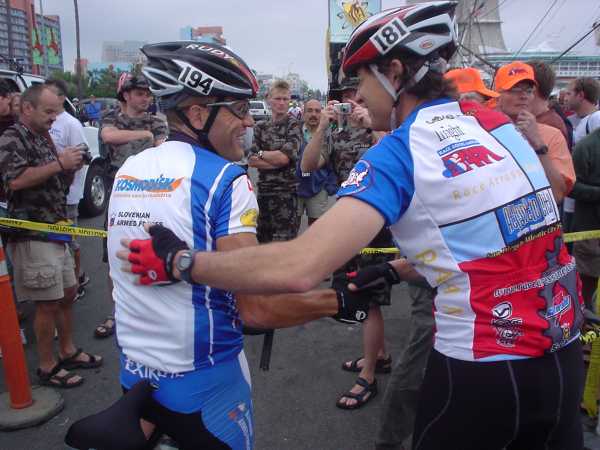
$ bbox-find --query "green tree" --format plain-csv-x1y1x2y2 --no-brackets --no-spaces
47,70,84,99
49,68,125,99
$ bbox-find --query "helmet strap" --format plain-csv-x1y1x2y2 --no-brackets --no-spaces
369,61,431,129
173,98,223,151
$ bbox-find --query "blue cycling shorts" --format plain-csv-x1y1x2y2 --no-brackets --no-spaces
120,351,254,450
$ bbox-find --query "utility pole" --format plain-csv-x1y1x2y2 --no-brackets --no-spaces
74,0,83,99
38,0,48,77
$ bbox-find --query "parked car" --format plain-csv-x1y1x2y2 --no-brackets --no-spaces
249,100,271,122
0,69,109,217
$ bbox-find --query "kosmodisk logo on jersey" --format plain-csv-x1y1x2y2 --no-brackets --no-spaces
438,139,504,178
114,174,184,193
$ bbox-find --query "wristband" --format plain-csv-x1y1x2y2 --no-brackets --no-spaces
56,157,65,172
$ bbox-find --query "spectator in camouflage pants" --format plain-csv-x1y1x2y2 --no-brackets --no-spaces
249,80,302,243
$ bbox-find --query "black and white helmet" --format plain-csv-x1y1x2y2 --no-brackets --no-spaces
141,41,259,110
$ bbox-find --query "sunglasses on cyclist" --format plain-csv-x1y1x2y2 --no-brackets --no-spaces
206,100,250,119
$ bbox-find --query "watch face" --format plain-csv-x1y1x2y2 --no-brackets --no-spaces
178,252,192,271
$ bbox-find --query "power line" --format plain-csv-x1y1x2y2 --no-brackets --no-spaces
458,43,498,70
550,21,600,64
477,0,509,20
512,0,560,60
529,0,566,45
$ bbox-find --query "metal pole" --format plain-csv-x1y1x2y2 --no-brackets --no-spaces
38,0,48,77
74,0,83,99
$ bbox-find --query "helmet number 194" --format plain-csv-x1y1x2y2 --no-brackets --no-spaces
370,18,410,55
179,65,214,95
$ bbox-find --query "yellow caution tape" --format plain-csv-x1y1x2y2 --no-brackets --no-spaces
563,229,600,243
358,230,600,253
359,247,400,255
0,218,107,239
0,216,599,248
580,329,600,345
583,277,600,418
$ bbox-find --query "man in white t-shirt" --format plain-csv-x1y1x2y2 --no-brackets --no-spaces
562,77,600,233
565,77,600,144
46,80,90,300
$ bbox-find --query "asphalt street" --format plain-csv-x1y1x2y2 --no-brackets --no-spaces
1,213,600,450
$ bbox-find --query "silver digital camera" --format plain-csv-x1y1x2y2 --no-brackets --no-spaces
333,102,352,132
333,103,352,115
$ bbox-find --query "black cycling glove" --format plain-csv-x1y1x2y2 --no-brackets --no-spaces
347,262,401,290
128,225,189,285
331,273,378,324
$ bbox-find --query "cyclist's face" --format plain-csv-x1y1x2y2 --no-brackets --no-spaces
209,98,255,162
356,66,394,132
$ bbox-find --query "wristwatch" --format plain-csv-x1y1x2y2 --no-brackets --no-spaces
257,150,264,159
534,144,548,155
175,250,197,284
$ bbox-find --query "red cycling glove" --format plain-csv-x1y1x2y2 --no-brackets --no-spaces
128,225,189,286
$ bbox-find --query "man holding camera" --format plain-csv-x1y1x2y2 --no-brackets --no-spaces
301,79,393,410
0,84,102,388
46,79,91,301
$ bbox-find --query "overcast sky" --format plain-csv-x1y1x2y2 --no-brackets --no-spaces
41,0,600,90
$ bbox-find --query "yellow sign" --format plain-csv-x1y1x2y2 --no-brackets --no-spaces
341,0,369,27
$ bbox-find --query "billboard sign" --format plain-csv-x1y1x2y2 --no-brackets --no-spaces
329,0,382,43
32,26,61,66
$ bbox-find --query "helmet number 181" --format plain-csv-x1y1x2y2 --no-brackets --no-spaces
179,65,214,95
370,18,410,55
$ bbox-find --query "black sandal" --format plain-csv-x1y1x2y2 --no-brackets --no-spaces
94,316,115,339
341,355,392,374
60,348,103,370
37,365,84,389
336,377,378,410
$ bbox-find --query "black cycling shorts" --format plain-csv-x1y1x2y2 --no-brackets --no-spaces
412,340,584,450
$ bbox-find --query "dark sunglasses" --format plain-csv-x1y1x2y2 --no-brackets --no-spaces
206,100,250,119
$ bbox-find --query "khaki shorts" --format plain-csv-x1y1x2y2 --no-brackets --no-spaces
8,240,77,301
298,190,329,220
574,238,600,277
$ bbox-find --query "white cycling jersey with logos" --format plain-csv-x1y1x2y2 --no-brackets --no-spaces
338,98,583,362
107,140,258,373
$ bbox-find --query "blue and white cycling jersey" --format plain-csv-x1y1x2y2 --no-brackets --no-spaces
107,139,258,373
339,98,583,362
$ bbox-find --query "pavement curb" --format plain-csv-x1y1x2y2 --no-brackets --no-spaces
0,385,64,431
